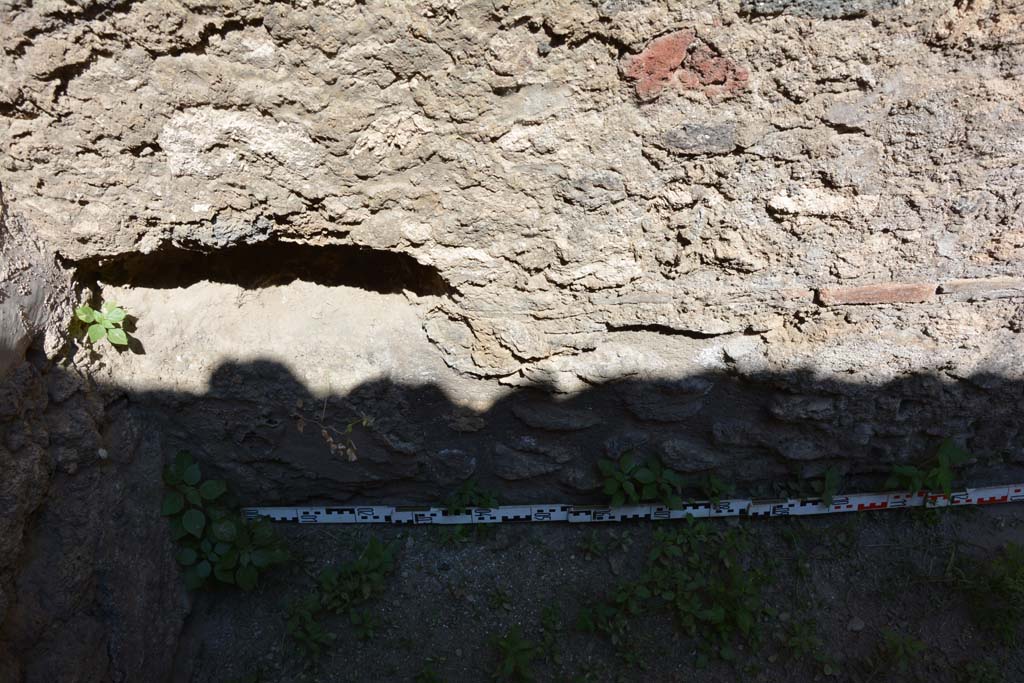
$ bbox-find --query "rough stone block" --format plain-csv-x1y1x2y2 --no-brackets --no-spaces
493,443,564,480
817,282,936,305
658,436,722,472
512,402,600,431
658,124,738,156
938,277,1024,301
739,0,901,18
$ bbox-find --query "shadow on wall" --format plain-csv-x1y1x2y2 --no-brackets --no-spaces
147,357,1024,506
2,352,1024,682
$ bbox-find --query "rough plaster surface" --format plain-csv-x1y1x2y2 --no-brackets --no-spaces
2,0,1022,389
0,187,71,378
1,0,1024,679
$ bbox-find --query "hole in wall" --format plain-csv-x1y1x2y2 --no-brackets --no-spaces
72,240,454,296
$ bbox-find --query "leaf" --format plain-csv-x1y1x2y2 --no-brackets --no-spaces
662,470,683,487
236,565,258,591
737,609,754,634
214,563,235,583
87,323,107,343
184,487,201,507
106,306,126,323
611,492,624,508
169,517,189,541
161,491,185,516
251,549,272,568
199,479,227,500
183,463,201,486
182,509,206,538
936,438,970,467
622,480,637,502
220,548,239,570
75,305,95,323
176,547,198,566
251,522,275,546
634,468,656,484
212,519,238,543
107,328,128,346
597,459,616,477
196,560,212,579
602,479,620,495
700,605,725,623
101,300,116,314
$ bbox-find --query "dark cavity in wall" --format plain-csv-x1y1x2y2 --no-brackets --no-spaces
72,241,454,296
737,0,902,19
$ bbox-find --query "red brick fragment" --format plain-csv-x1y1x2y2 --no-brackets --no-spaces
622,30,695,101
622,30,748,101
817,283,937,306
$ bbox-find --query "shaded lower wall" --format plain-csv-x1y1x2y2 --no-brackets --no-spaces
2,346,1024,681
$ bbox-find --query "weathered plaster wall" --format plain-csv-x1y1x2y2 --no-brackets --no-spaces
3,0,1022,389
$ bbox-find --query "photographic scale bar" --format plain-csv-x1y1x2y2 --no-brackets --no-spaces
243,483,1024,525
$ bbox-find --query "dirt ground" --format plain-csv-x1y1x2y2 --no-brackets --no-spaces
173,502,1024,683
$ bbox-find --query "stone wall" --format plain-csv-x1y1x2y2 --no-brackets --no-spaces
1,1,1023,679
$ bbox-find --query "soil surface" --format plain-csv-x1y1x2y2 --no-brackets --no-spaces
176,504,1024,683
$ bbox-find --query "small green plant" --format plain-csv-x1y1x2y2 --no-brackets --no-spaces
578,519,768,669
577,601,631,653
436,479,500,546
489,586,514,612
782,618,822,660
885,439,971,498
963,543,1024,644
445,478,499,514
319,537,399,614
287,537,399,664
415,666,446,683
873,629,926,675
161,451,288,590
539,605,563,661
75,301,130,347
647,522,765,666
577,530,606,560
570,663,602,683
606,530,634,554
811,466,842,506
493,625,537,682
778,617,838,675
598,455,684,508
415,656,448,683
955,659,1004,683
286,594,335,664
349,607,381,640
697,473,735,505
